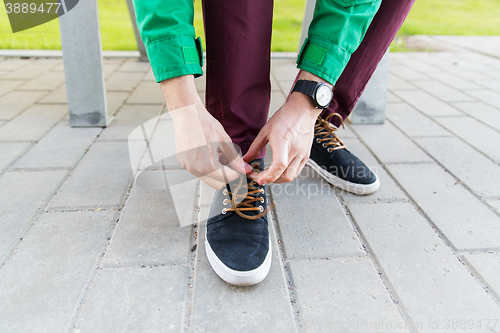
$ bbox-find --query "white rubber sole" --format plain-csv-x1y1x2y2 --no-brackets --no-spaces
205,232,272,287
306,158,380,195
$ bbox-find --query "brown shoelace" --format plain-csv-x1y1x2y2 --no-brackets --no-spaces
314,113,346,152
222,162,275,220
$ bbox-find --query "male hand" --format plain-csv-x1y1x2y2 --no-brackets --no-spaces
243,71,331,184
162,75,252,189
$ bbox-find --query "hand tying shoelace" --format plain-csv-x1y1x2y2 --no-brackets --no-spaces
314,113,346,153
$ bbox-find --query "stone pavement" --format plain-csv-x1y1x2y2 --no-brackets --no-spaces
0,44,500,332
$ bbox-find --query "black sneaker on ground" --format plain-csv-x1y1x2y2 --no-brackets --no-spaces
205,158,271,286
307,114,380,195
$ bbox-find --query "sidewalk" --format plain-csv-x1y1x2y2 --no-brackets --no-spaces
1,40,500,332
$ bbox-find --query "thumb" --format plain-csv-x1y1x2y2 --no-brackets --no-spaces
243,130,268,163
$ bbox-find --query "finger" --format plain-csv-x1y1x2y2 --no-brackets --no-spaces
243,130,268,163
217,141,252,174
204,165,241,184
295,157,308,179
274,156,301,184
198,174,226,190
257,138,290,185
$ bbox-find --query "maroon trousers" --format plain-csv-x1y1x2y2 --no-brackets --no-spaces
202,0,415,156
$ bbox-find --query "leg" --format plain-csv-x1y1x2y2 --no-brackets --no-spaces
324,0,416,127
202,0,274,286
202,0,273,157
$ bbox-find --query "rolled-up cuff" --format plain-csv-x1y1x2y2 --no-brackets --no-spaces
296,37,351,85
146,35,204,83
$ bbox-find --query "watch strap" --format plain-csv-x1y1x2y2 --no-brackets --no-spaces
292,80,319,97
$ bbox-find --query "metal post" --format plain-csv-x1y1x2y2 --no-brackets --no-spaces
298,0,315,52
59,0,110,127
125,0,148,61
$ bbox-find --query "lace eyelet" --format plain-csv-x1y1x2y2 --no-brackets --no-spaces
322,143,327,148
258,205,264,212
327,148,333,153
222,208,227,214
223,199,228,205
260,197,265,203
260,189,264,194
223,189,228,195
316,138,321,143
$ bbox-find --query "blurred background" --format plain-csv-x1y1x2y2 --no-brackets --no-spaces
1,0,499,52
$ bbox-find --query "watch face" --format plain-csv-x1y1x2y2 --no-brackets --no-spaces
316,85,333,107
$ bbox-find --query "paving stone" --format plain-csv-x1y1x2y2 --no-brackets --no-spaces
350,202,500,328
389,63,429,80
0,210,114,332
486,200,500,214
463,252,500,298
143,69,155,81
271,169,363,259
474,79,500,93
47,141,133,209
0,90,48,120
269,91,286,119
387,163,500,249
118,61,150,72
290,258,408,332
434,116,500,162
102,170,192,266
350,122,432,163
106,91,129,116
16,71,65,91
0,59,32,70
271,63,298,82
2,63,55,80
139,120,177,170
0,142,31,172
102,63,121,79
126,81,164,104
105,71,144,91
338,123,357,138
386,91,401,102
75,266,188,332
465,89,500,108
0,79,24,96
277,79,294,95
425,71,484,90
191,225,295,333
412,80,476,102
387,74,416,90
13,121,100,169
194,74,206,92
440,65,490,80
37,84,67,104
340,137,407,204
414,137,500,198
452,101,500,131
0,171,67,261
386,102,450,137
98,104,161,141
271,73,281,92
0,104,66,141
401,58,442,73
393,90,463,117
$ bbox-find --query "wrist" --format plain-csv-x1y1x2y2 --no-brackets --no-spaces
288,90,323,118
297,70,333,89
160,75,203,111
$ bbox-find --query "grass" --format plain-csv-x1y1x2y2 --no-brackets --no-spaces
0,0,499,51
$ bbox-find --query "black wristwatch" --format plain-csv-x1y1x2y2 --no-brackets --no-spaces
292,80,333,109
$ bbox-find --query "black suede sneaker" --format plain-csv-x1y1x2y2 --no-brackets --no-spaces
205,158,272,286
307,114,380,195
